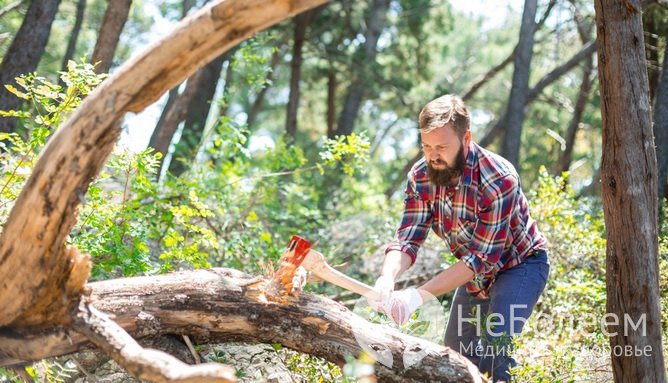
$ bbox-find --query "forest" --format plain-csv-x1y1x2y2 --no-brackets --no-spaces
0,0,667,382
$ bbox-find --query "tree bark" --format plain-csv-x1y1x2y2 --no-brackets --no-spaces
0,268,486,383
500,0,538,167
91,0,132,74
326,66,337,137
654,41,668,214
555,57,593,175
0,0,62,134
59,0,87,87
594,1,666,382
333,0,389,138
285,10,314,142
168,53,226,176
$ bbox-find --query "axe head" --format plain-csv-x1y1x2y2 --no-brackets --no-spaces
271,235,311,294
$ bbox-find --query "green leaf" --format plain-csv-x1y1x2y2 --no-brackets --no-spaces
4,84,29,100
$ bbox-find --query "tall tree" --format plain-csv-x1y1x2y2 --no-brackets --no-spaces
500,0,538,167
148,75,201,175
479,41,597,147
285,10,315,143
148,0,197,173
59,0,87,86
0,0,62,134
246,47,282,130
168,54,226,176
332,0,389,138
556,0,595,175
91,0,132,74
326,66,337,137
594,1,666,382
654,40,668,214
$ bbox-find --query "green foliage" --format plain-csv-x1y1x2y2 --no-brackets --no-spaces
0,60,106,226
0,360,77,383
320,132,371,176
511,168,612,381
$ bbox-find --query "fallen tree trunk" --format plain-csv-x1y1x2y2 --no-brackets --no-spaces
0,268,484,383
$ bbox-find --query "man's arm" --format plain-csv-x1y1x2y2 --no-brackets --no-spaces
417,260,474,301
380,250,413,281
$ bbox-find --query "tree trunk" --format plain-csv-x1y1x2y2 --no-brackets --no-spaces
0,0,331,380
149,75,203,176
286,10,314,142
556,3,594,175
327,66,337,137
500,0,538,167
168,53,226,176
333,0,389,138
555,57,593,175
654,41,668,216
246,47,281,130
460,0,557,102
0,268,486,383
0,0,62,134
594,1,666,382
148,0,196,173
59,0,87,87
479,41,597,148
91,0,132,74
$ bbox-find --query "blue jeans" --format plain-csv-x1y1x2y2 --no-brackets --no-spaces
444,250,550,382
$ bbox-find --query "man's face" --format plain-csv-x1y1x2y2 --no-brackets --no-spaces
420,124,469,186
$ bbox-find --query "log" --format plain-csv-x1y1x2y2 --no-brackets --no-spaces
0,268,485,383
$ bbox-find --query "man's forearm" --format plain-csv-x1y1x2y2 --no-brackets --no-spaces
381,250,413,281
417,260,475,301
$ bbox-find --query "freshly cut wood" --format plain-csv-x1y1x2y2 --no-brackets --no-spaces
0,268,485,383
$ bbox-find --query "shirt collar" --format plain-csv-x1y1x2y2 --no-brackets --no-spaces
461,141,477,187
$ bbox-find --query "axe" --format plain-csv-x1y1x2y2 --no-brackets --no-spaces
272,235,380,301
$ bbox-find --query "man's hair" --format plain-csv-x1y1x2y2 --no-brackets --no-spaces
418,94,470,138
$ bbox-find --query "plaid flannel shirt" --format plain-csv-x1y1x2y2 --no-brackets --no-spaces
386,142,547,298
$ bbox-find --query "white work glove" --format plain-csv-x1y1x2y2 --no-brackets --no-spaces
368,275,395,311
290,266,310,295
383,287,423,325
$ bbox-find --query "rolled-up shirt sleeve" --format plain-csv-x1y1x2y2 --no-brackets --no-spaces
385,177,433,265
460,175,519,280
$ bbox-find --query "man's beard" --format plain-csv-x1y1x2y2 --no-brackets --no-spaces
426,143,466,187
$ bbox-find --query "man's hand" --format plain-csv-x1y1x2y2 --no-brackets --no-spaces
383,287,423,325
368,275,395,311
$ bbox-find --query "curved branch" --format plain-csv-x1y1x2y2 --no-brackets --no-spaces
0,0,329,327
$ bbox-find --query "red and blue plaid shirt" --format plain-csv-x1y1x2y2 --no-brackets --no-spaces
386,142,547,298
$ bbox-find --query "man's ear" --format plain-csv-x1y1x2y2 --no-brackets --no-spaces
464,130,472,145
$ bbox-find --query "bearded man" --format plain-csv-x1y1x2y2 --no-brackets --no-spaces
371,94,550,382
